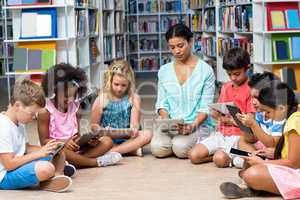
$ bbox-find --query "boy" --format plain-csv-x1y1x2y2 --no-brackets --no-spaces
0,79,71,192
188,48,255,167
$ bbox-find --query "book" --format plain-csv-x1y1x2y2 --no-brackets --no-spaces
41,49,55,70
280,67,297,90
13,48,27,71
28,49,42,70
273,40,289,60
270,10,286,29
285,9,300,29
291,37,300,59
7,0,22,5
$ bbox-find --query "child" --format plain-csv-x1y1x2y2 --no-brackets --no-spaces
0,79,72,192
38,63,122,169
188,47,255,167
90,60,152,156
220,82,300,199
234,73,283,167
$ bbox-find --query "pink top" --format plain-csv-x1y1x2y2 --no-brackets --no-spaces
217,81,255,136
46,99,79,140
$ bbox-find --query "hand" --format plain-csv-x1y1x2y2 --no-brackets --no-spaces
243,155,265,166
236,113,256,128
87,137,101,147
38,140,62,157
65,134,80,151
253,148,275,159
219,115,236,126
178,123,195,135
130,128,139,138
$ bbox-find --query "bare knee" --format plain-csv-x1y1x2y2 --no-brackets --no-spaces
139,130,153,145
242,165,262,188
213,151,231,168
35,161,55,181
100,136,113,149
188,145,209,164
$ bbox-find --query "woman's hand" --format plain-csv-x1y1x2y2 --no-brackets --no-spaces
178,123,195,135
65,134,80,151
236,113,256,128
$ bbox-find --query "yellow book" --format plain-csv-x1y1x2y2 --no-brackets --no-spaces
271,11,285,29
17,41,56,50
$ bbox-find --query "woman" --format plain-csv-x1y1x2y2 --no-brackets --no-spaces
151,23,215,158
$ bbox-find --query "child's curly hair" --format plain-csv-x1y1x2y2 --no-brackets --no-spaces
103,59,135,97
42,63,88,99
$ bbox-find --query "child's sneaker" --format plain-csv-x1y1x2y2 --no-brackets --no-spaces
96,152,122,167
40,175,72,193
219,182,259,199
64,162,77,178
136,148,143,157
233,156,245,169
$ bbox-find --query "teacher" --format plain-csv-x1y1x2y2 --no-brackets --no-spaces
151,24,216,158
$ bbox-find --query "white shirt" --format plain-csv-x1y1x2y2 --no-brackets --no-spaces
0,114,27,182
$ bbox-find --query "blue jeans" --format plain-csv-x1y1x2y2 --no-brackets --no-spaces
0,156,51,190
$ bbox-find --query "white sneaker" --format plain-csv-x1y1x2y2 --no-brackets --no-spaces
96,152,122,167
233,156,245,169
136,148,143,157
40,175,72,193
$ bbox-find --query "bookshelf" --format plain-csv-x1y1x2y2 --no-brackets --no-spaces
252,0,300,91
190,0,253,82
126,0,189,73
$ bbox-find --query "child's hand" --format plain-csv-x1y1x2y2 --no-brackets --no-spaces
178,123,195,135
243,154,264,166
65,135,80,151
236,113,256,128
219,115,236,126
253,148,275,159
87,138,101,147
130,128,139,138
38,139,61,157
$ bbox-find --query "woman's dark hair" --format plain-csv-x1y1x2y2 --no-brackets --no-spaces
42,63,88,99
223,48,250,70
258,81,298,159
248,71,280,90
165,23,193,42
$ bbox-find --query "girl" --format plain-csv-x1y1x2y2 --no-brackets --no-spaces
38,63,122,169
90,60,152,156
220,82,300,199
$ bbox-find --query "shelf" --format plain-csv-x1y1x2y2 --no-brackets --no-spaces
6,71,46,75
159,12,188,15
204,5,215,9
3,4,73,9
220,31,253,34
254,30,300,34
4,37,75,42
128,32,161,35
129,51,160,55
254,61,300,65
102,9,114,12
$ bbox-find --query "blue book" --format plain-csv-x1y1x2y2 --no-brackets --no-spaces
275,41,289,60
286,9,300,29
291,37,300,59
22,0,36,4
7,0,22,5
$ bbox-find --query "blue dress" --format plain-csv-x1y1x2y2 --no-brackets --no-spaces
100,95,132,144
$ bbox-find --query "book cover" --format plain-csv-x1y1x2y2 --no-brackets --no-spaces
291,37,300,59
28,49,42,70
286,9,300,29
7,0,22,5
13,48,27,71
41,49,55,70
280,67,297,90
275,40,289,60
270,10,286,29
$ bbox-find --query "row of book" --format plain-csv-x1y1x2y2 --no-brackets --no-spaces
115,12,124,34
159,0,185,13
219,5,252,32
267,2,300,31
103,12,114,34
272,35,300,61
12,42,56,71
217,37,253,57
201,37,216,57
102,0,125,10
103,36,113,61
194,33,202,55
75,10,87,37
219,0,252,6
190,0,205,9
161,16,189,32
89,38,99,64
7,0,51,6
128,0,186,14
139,20,158,33
140,38,159,52
76,0,97,7
203,9,215,31
88,10,99,35
116,36,125,58
0,43,13,58
192,12,203,32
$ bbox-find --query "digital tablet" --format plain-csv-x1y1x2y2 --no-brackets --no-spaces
230,148,266,160
226,105,254,136
154,118,184,134
208,102,235,115
50,143,64,158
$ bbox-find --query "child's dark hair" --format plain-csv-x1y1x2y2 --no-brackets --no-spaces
165,23,193,42
258,81,298,159
42,63,88,99
223,48,250,70
248,71,280,90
